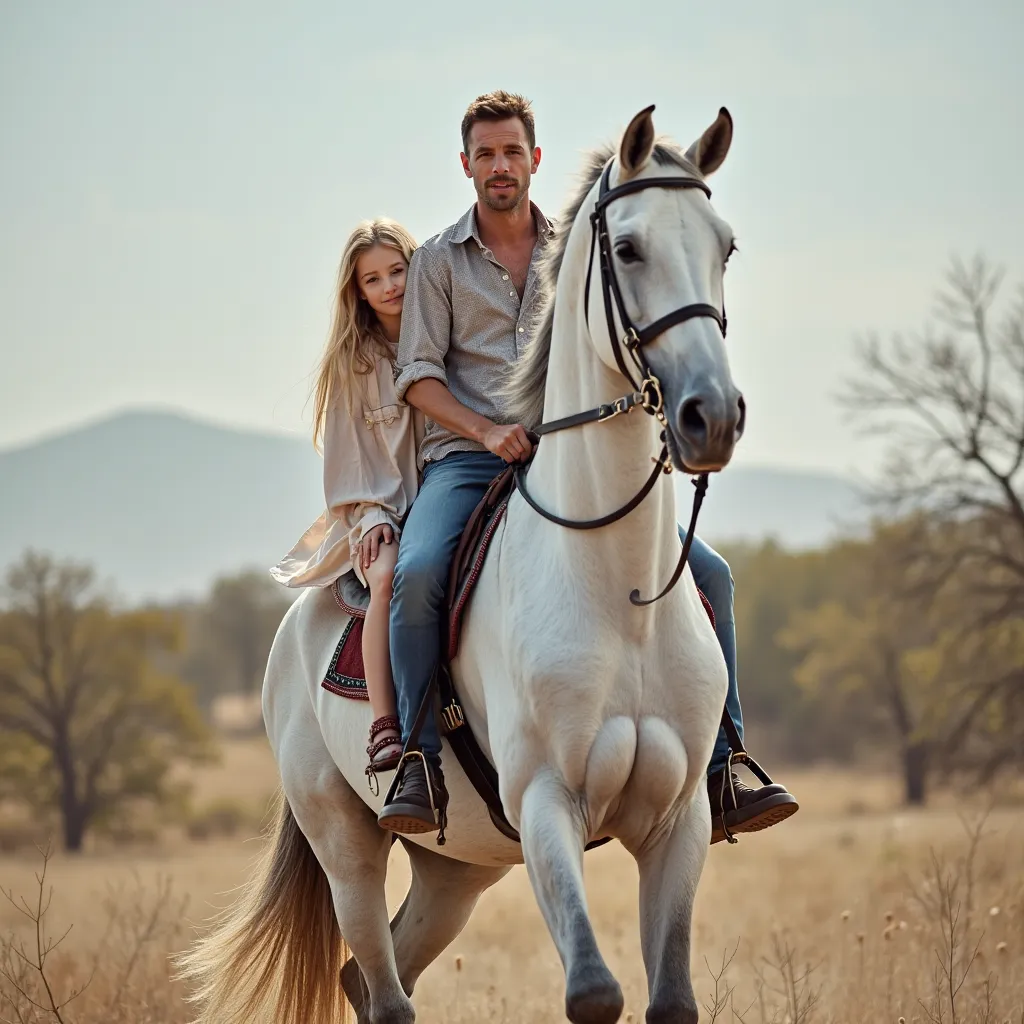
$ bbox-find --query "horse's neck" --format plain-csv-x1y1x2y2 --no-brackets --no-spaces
525,274,680,589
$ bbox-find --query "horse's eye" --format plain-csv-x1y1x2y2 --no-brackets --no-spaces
614,239,641,264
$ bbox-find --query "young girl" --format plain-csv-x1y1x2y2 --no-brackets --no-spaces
272,218,422,778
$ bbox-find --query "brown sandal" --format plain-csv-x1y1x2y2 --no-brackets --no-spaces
365,715,403,790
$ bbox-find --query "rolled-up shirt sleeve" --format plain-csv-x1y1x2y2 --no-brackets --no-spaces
394,245,452,401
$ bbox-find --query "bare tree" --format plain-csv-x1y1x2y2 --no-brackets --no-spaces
844,256,1024,777
847,257,1024,598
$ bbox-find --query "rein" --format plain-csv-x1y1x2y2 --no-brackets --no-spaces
515,159,727,606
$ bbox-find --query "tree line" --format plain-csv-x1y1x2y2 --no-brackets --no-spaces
726,257,1024,803
0,257,1020,851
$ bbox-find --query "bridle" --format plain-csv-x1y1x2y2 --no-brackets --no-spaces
514,158,729,606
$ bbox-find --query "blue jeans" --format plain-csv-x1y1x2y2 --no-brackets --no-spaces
390,451,508,758
390,450,744,771
687,534,743,775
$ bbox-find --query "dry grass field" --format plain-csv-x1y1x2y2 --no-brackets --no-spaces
1,737,1022,1023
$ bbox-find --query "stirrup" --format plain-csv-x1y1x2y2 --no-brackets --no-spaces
717,749,740,845
715,748,777,844
387,751,448,846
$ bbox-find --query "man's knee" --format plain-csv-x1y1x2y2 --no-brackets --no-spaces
392,550,448,616
690,542,734,605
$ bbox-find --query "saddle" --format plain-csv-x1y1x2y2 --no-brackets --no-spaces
331,465,515,659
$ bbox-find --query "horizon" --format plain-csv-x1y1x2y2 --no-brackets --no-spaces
0,406,865,602
0,405,858,482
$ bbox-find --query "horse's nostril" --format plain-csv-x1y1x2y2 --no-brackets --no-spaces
680,398,706,436
736,395,747,436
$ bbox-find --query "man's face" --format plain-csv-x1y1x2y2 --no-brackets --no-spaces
461,117,541,213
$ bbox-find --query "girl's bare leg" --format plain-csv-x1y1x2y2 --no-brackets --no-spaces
362,539,402,762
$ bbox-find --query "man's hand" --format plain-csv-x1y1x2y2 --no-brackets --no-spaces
359,523,394,569
404,379,534,463
483,423,534,464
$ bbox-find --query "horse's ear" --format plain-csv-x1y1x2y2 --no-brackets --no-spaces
685,107,733,177
619,105,656,179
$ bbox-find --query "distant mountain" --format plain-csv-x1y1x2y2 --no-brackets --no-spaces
0,411,865,601
690,465,865,551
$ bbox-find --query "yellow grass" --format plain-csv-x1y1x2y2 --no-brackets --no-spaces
1,740,1022,1022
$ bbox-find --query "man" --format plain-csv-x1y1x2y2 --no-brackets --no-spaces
378,91,796,844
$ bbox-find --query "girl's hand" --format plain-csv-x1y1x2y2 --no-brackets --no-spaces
360,523,394,569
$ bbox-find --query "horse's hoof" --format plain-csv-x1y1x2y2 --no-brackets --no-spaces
565,966,624,1024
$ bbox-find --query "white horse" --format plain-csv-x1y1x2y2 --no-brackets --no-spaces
179,105,743,1024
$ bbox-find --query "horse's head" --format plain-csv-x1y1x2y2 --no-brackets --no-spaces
586,106,744,473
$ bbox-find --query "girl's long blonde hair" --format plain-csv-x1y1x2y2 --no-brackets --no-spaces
312,218,418,450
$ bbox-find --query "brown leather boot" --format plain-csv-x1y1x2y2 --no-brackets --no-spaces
377,754,449,839
708,768,798,844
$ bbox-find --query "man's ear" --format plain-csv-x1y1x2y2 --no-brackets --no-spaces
460,151,472,179
531,147,542,174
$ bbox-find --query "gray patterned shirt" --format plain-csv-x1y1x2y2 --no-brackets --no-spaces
394,202,552,464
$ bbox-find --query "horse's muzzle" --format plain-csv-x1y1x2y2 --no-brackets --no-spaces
671,384,745,472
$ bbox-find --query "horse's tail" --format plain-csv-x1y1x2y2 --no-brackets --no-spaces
177,791,351,1024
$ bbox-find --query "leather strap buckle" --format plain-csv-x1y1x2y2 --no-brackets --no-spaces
640,374,664,417
441,702,465,733
598,395,631,422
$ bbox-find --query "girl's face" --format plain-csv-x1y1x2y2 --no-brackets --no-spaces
356,244,408,318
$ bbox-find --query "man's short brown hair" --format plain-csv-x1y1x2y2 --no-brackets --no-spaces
461,91,536,155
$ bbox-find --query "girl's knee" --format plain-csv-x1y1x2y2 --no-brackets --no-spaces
365,564,395,597
364,548,398,595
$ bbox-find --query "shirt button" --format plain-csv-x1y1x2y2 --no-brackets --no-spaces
502,273,509,281
509,291,515,297
518,327,525,333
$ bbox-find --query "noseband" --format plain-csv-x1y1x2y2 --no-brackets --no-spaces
514,159,728,606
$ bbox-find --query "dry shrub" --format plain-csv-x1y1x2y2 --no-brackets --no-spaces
698,812,1024,1024
0,845,190,1024
0,806,1021,1023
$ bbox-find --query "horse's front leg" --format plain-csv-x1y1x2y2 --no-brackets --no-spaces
519,771,624,1024
631,786,711,1024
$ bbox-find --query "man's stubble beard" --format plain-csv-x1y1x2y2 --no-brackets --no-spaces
477,175,529,213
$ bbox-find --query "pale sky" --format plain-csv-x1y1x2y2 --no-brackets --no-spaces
2,1,1021,474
